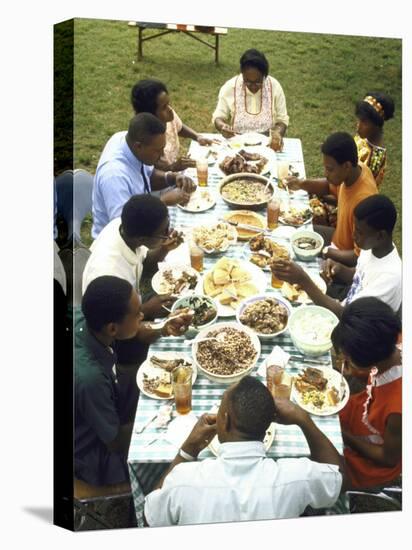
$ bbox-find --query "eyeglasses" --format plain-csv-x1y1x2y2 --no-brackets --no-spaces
243,80,263,88
142,220,171,241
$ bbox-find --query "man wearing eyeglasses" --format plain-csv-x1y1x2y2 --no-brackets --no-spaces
92,113,196,238
84,194,183,320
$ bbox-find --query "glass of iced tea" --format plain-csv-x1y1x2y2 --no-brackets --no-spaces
266,365,284,396
274,382,292,400
172,365,193,415
189,243,204,272
271,269,283,289
267,198,281,230
196,157,208,187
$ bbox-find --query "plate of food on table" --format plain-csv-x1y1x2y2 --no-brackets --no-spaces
171,294,218,337
191,221,237,254
218,145,277,177
245,233,292,270
137,353,197,400
227,132,270,148
178,188,216,212
152,264,200,297
281,274,327,305
278,205,313,227
291,365,349,416
203,256,267,316
223,210,267,240
236,294,292,339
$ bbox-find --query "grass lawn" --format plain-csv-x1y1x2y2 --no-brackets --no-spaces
73,19,402,252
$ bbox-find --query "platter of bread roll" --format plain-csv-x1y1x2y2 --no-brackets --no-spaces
202,256,267,317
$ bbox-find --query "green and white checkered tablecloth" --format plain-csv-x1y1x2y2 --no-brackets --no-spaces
127,137,343,526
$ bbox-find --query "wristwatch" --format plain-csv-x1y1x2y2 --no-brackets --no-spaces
178,448,197,461
321,246,329,259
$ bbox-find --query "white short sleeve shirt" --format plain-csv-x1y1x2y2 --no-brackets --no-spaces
343,246,402,312
144,441,342,526
82,218,148,294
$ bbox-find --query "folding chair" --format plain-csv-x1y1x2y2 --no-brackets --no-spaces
346,478,402,513
55,169,93,248
74,478,134,531
58,245,91,308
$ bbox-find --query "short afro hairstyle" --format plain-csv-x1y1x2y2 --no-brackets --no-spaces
321,132,358,166
240,49,269,77
331,297,401,368
82,276,133,332
354,194,397,233
355,92,395,128
227,376,275,440
131,79,168,115
127,113,166,145
121,194,168,238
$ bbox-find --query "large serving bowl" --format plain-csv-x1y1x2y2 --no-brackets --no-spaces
236,294,292,340
288,305,339,356
192,321,261,384
291,230,324,261
171,294,218,338
219,173,275,210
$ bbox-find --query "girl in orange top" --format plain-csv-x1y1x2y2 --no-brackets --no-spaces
332,297,402,489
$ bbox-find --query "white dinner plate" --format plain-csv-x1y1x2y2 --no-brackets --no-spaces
202,259,268,317
291,365,350,416
151,264,201,297
136,352,197,400
228,132,270,148
279,209,313,228
281,272,327,305
177,189,216,213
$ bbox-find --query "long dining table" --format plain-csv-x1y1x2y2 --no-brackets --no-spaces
127,136,344,526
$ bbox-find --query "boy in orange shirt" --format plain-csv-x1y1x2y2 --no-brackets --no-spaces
286,132,377,267
331,297,402,489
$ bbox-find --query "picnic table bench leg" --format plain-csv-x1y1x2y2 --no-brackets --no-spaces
215,35,219,64
138,27,143,61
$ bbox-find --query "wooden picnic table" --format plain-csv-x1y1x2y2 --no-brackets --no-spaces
128,22,228,64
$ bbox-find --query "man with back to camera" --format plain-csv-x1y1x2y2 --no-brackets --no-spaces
285,131,377,267
144,376,345,526
92,112,196,238
271,194,402,318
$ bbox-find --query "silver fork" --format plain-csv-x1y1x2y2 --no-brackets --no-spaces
340,361,347,400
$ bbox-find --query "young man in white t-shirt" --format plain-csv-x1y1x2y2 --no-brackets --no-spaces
271,195,401,317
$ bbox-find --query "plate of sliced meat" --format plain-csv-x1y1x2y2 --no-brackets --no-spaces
217,146,277,177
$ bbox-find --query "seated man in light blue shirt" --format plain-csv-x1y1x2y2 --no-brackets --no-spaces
92,113,196,238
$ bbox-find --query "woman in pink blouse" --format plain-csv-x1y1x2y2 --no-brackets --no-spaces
131,79,216,172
